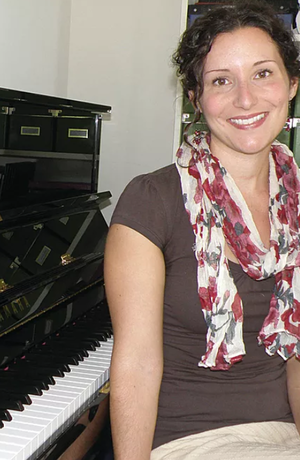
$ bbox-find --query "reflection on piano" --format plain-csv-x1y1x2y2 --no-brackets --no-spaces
0,88,112,460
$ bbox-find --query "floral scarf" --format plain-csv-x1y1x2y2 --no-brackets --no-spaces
176,131,300,370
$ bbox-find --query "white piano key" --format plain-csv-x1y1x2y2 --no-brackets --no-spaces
0,441,23,452
0,426,39,457
80,358,111,375
0,429,36,441
89,344,113,354
0,452,16,460
0,439,30,460
7,410,54,446
70,363,109,384
0,440,24,456
89,349,112,358
68,364,107,379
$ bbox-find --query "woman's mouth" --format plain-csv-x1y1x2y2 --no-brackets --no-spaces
227,112,267,129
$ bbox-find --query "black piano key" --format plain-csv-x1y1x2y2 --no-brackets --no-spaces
0,374,49,391
87,332,107,340
86,332,108,341
50,338,97,351
26,352,80,366
97,328,113,338
40,339,89,360
0,380,43,396
0,389,32,405
73,321,112,337
49,337,96,351
80,341,97,351
83,338,101,347
10,360,69,376
17,354,73,370
73,337,100,348
35,344,86,361
3,369,56,386
0,397,24,411
52,333,101,348
62,326,109,338
78,326,112,339
0,409,12,422
71,317,111,328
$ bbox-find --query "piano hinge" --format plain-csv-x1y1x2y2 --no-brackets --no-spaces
2,106,15,115
0,279,12,292
48,109,62,117
61,253,75,266
99,381,110,394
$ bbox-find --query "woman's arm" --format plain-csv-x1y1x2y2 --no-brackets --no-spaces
286,355,300,435
104,223,165,460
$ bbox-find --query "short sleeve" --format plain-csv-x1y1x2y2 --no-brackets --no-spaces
110,165,179,250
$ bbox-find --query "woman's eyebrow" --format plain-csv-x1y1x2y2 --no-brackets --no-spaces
204,68,229,75
253,59,276,66
204,60,277,75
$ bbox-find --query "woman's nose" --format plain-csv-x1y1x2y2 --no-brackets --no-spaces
233,81,258,110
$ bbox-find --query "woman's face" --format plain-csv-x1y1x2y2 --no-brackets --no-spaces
198,27,298,161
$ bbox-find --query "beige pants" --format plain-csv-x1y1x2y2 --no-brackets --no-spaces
151,422,300,460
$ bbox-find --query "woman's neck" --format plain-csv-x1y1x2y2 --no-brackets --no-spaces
210,144,270,194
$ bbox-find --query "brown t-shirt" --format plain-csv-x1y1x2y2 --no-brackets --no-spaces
110,163,294,449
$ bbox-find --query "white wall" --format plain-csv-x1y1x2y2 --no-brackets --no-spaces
0,0,71,96
0,0,185,223
67,0,185,222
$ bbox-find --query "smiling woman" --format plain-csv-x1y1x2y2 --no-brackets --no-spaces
104,1,300,459
199,27,298,164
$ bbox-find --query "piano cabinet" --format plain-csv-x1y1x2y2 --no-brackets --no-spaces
0,88,113,460
0,87,111,201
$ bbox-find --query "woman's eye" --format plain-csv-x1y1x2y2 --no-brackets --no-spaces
255,69,272,79
212,77,229,86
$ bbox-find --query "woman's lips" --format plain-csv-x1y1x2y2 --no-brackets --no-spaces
227,112,268,129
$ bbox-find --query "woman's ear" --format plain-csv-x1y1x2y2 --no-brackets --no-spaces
188,91,202,112
289,77,299,101
188,90,195,103
196,101,202,113
188,90,203,115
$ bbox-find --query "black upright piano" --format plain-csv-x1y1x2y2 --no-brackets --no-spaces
0,88,112,460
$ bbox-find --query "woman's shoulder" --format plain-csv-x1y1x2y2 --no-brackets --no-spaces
110,163,182,249
129,163,179,192
116,163,181,210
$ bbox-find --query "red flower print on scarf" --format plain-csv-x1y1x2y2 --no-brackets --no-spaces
177,133,300,369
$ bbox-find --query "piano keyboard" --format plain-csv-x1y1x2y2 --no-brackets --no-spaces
0,338,112,460
0,304,113,460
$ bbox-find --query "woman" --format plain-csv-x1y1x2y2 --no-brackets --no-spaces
104,1,300,458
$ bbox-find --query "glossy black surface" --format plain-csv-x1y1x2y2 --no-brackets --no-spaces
0,87,111,195
0,87,111,115
0,90,112,452
0,191,109,342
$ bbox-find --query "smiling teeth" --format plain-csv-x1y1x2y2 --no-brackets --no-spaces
230,113,265,125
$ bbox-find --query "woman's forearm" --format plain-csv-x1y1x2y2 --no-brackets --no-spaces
104,224,165,459
110,356,163,460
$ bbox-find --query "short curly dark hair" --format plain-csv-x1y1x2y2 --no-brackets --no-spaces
173,0,300,109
